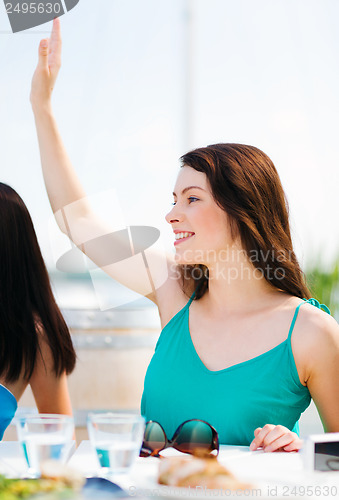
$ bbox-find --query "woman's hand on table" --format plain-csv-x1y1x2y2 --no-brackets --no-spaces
249,424,303,452
30,17,62,111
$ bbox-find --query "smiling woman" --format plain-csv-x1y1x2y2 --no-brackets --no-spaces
170,144,312,301
30,19,339,452
142,145,335,447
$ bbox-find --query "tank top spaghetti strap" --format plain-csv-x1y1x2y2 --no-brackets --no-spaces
288,298,331,340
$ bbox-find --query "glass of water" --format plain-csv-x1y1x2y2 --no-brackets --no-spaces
16,414,74,478
87,412,145,477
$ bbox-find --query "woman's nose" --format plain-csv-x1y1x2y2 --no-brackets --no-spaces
165,205,182,224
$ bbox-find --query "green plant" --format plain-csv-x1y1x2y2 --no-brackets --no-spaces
305,258,339,319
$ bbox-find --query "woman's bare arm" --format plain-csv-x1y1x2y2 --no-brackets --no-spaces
305,312,339,432
31,19,178,305
31,19,87,218
29,334,72,416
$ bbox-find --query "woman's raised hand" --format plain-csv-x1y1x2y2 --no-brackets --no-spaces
250,424,303,452
30,18,62,111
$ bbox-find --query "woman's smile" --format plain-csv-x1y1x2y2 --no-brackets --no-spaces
174,231,195,246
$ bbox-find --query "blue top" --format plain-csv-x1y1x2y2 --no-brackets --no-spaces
0,384,17,440
141,296,330,445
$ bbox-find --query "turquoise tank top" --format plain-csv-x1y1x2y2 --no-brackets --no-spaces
141,295,330,445
0,384,17,440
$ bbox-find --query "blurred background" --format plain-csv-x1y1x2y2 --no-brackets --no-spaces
0,0,338,439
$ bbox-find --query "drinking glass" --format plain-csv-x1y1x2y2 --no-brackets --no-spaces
15,414,74,478
87,412,145,476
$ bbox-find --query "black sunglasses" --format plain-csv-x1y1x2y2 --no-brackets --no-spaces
140,419,219,457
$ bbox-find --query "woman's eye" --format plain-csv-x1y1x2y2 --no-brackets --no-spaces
171,197,198,205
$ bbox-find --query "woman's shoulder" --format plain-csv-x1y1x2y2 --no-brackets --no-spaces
291,298,339,373
278,294,335,332
295,299,338,339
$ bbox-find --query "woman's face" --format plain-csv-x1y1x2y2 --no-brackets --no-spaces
165,166,233,265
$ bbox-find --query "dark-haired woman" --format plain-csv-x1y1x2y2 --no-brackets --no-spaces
30,19,339,451
0,183,76,440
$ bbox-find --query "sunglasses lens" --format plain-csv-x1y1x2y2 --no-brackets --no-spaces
142,422,166,454
175,421,215,454
139,448,152,458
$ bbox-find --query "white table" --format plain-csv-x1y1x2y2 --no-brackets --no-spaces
68,441,339,499
1,441,339,499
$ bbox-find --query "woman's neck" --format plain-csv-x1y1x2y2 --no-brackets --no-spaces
203,246,284,316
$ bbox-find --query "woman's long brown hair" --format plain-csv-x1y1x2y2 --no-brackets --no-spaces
179,144,311,300
0,183,76,383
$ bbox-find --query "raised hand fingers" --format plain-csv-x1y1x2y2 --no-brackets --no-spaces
50,17,61,45
49,18,62,70
38,39,49,69
31,20,62,108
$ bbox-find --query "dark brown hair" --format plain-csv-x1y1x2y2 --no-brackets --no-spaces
179,143,311,300
0,183,76,382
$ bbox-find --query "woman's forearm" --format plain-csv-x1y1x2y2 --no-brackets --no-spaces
31,18,91,233
33,106,90,231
